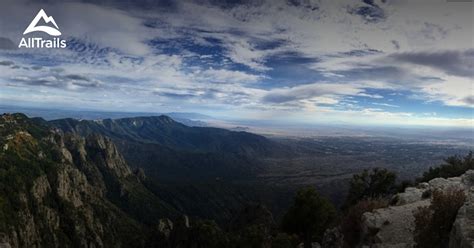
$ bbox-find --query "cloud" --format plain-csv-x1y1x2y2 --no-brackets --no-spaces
9,72,101,89
11,76,61,87
463,96,474,105
0,61,15,66
154,90,198,99
348,0,387,23
0,0,152,56
389,50,474,78
262,83,363,103
0,0,472,126
391,40,400,50
336,65,411,83
372,102,399,108
419,22,448,41
358,93,383,99
193,68,262,84
64,74,92,81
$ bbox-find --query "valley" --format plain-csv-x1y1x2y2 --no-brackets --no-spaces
0,112,472,247
46,113,472,220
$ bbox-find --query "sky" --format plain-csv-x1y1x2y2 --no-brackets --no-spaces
0,0,472,127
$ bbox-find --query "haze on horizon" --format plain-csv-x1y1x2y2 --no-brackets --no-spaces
0,0,473,127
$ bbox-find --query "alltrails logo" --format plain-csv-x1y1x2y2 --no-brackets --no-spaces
19,9,67,49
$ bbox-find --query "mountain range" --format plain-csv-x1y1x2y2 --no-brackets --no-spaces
48,115,286,182
0,113,181,247
0,112,294,247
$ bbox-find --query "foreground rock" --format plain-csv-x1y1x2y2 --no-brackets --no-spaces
361,170,474,248
449,172,474,248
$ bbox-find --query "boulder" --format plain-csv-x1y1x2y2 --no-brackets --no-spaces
158,218,174,239
361,170,474,248
428,177,464,192
449,186,474,248
392,187,425,205
362,199,429,247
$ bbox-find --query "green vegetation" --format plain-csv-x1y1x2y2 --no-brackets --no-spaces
182,220,227,248
338,168,396,247
0,114,172,247
414,189,466,248
271,233,296,248
418,151,473,182
162,189,334,248
282,187,337,248
228,204,275,248
0,116,62,235
344,168,397,208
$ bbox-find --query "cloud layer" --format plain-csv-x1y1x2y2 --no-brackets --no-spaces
0,0,472,126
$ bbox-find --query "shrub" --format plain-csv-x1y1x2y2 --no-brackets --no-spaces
396,180,414,193
421,189,431,199
341,198,388,247
282,187,337,248
388,194,399,206
229,204,275,248
344,168,397,208
272,233,297,248
419,152,473,182
414,188,466,248
186,219,228,248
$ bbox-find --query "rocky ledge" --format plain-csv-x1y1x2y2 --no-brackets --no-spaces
361,170,474,248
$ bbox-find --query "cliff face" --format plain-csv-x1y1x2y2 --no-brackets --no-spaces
0,114,174,248
49,115,286,183
449,177,474,248
360,170,474,248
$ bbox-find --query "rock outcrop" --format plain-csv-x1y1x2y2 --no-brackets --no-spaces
0,113,175,248
449,171,474,248
360,170,474,248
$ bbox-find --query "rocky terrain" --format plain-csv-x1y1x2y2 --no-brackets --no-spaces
0,113,298,248
0,113,177,247
361,170,474,248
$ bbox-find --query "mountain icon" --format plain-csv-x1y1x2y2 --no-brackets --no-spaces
23,9,61,36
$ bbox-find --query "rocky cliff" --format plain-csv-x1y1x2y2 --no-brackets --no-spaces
0,113,176,247
360,170,474,248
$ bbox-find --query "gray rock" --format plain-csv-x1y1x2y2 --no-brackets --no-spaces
183,215,190,228
362,199,429,247
462,170,474,186
361,170,474,248
428,177,464,192
158,218,174,239
394,187,424,205
417,182,429,189
449,186,474,248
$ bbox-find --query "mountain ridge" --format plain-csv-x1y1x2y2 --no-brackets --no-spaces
49,114,279,156
0,113,178,247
